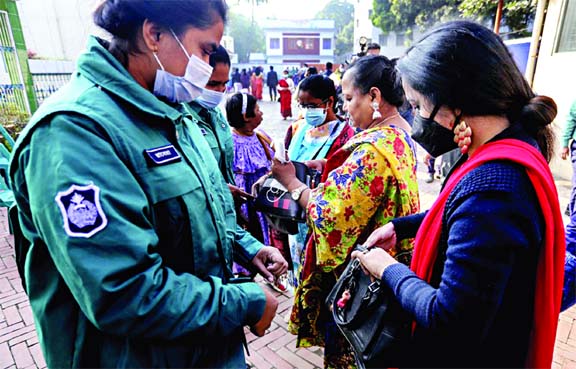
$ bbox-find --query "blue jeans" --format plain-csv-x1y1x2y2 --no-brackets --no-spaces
427,157,436,174
563,140,576,311
569,140,576,217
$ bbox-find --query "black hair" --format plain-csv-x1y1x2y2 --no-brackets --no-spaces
209,45,230,68
326,62,333,70
298,75,337,110
397,20,556,161
306,66,318,76
94,0,227,64
226,93,257,129
367,42,381,50
347,55,404,107
270,66,274,70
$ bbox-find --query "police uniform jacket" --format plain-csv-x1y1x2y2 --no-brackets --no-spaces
9,36,266,368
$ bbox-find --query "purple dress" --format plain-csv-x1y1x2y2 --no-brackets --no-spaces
233,130,274,246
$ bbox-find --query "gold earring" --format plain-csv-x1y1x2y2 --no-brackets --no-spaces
454,120,472,154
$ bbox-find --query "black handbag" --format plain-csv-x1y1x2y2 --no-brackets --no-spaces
326,245,411,368
254,161,321,234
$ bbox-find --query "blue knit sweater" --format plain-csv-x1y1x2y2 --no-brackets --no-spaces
386,127,544,368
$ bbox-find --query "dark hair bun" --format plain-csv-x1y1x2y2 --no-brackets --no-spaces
93,0,134,39
520,95,557,129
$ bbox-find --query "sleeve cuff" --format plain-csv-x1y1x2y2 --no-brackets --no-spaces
391,212,427,240
234,225,263,262
381,263,413,290
236,282,267,326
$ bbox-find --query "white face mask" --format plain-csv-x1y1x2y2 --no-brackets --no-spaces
152,29,213,103
196,88,225,109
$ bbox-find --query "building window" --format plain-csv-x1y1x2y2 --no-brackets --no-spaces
557,0,576,52
322,38,332,49
379,33,388,47
270,38,280,49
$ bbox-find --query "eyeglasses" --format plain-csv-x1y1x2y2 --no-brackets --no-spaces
298,99,329,110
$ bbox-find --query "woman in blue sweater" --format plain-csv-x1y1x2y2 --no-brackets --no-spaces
352,21,565,368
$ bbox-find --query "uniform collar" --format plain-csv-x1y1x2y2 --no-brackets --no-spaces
76,36,182,123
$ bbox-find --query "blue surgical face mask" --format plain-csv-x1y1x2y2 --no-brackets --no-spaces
152,29,213,103
304,108,327,127
196,88,225,109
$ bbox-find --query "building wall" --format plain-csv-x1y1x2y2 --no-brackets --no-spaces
16,0,102,61
262,20,334,65
352,0,420,58
533,0,576,177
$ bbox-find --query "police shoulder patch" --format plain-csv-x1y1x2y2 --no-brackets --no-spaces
55,183,108,238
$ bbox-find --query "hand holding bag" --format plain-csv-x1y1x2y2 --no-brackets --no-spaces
326,245,411,368
254,161,321,234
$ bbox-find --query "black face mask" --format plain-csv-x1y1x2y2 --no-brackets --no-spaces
411,105,460,158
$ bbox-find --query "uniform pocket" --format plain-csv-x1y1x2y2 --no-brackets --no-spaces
136,162,201,273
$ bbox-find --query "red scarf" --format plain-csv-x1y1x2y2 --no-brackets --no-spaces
411,139,565,368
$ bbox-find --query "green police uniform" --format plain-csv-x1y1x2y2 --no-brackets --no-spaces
183,102,263,267
9,37,265,368
185,102,235,184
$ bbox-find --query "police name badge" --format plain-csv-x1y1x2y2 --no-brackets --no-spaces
55,184,108,238
144,144,182,166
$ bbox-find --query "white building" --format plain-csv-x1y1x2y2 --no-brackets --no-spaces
261,19,335,66
353,0,421,58
16,0,101,61
531,0,576,176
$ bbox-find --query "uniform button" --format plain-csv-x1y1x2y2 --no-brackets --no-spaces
221,123,226,128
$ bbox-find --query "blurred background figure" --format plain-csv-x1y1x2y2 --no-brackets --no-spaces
251,66,264,100
266,66,279,102
366,42,381,55
277,69,294,120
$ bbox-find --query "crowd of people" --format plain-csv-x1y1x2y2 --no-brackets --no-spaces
7,0,575,368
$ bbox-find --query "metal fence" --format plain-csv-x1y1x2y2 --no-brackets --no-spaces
0,10,30,115
32,73,71,106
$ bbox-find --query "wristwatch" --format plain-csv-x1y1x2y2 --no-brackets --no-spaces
290,185,309,201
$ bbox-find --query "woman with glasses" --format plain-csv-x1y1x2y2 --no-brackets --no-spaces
272,56,419,368
270,75,355,291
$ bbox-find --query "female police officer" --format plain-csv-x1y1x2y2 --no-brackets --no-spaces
8,1,286,367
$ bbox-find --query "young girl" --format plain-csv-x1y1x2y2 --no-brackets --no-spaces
226,93,274,263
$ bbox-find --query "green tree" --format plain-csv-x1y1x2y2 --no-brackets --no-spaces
226,11,265,63
315,0,354,57
459,0,536,37
371,0,535,38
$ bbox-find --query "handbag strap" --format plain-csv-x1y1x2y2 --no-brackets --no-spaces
255,131,273,161
310,120,342,161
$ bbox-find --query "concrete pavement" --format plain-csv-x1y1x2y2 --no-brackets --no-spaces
0,97,574,368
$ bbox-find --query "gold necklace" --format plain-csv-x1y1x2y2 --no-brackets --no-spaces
371,113,401,129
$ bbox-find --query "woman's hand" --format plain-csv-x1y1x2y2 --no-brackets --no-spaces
251,246,289,283
271,158,300,190
228,184,254,203
250,287,278,337
304,159,326,173
351,247,399,280
364,223,397,251
561,147,570,160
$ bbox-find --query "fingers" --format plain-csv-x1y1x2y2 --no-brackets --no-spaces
266,261,287,276
253,257,274,283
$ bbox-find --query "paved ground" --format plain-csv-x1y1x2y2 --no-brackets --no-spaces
0,97,575,368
